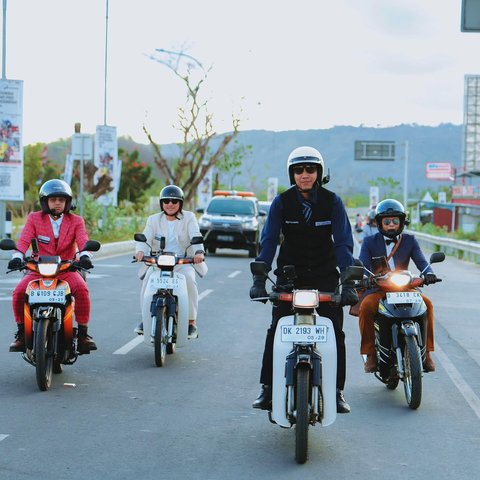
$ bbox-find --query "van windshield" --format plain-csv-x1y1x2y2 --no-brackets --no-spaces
206,198,255,216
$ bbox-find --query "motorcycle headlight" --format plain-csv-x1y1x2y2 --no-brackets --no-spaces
293,290,319,308
157,255,176,267
38,263,59,276
390,272,411,287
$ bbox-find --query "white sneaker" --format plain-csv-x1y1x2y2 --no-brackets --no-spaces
134,322,144,335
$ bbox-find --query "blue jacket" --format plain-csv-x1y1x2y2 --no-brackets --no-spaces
359,232,433,275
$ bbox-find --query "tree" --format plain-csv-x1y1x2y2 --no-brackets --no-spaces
118,148,155,205
15,143,61,216
144,49,244,206
368,176,401,199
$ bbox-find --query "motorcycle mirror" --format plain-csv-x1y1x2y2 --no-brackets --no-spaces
343,265,364,282
429,252,445,264
80,240,101,253
0,238,16,251
190,236,204,245
31,238,39,254
134,233,147,243
250,261,269,276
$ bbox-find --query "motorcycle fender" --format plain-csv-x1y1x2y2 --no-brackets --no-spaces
401,321,419,338
272,315,337,428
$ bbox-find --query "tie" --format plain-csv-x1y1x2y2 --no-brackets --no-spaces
302,200,312,224
386,238,397,246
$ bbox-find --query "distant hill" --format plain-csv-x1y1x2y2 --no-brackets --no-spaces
44,123,464,198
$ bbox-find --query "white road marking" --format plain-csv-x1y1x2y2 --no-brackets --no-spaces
0,298,11,301
228,270,241,278
113,335,143,355
114,288,214,354
198,289,213,301
435,341,480,420
0,434,9,442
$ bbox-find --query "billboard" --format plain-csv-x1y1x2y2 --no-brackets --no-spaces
354,141,395,161
94,125,119,206
0,79,24,200
425,162,455,181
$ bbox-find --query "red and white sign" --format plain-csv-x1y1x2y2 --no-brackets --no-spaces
425,162,454,180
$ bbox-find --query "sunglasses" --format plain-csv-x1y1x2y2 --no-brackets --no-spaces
382,218,400,226
292,165,317,175
162,199,180,205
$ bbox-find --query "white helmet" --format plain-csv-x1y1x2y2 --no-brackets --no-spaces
287,146,329,185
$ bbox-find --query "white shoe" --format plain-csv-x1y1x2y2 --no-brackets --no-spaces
134,322,144,335
187,324,198,339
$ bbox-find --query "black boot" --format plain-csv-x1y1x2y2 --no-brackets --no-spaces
252,385,272,410
9,323,25,352
336,389,351,414
77,325,97,354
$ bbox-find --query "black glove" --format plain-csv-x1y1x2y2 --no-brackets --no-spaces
424,273,437,285
340,271,359,306
249,274,268,304
8,257,22,270
79,255,93,270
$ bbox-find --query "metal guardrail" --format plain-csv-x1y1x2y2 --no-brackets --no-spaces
408,230,480,264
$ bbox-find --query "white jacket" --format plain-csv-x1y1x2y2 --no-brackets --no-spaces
136,210,208,277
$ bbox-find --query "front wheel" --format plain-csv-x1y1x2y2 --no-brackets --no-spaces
35,320,54,391
153,310,167,367
295,366,310,464
403,336,422,409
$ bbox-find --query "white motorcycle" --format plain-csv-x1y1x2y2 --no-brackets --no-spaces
251,261,364,464
134,233,204,367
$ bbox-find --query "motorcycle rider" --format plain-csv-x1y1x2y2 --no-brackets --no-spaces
8,179,97,354
134,185,206,339
249,146,358,413
358,208,378,243
358,199,437,373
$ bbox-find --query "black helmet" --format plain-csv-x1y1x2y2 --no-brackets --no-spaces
367,209,376,223
375,199,407,238
159,185,184,212
39,179,73,214
286,146,329,186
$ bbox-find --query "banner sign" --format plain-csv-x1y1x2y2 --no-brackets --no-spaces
425,162,454,180
94,125,119,206
197,167,212,210
267,177,278,201
0,79,24,200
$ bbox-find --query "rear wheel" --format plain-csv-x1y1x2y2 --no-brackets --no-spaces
403,336,422,409
35,320,54,391
295,366,310,464
153,310,167,367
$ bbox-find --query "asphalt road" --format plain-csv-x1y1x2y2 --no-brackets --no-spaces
0,248,479,479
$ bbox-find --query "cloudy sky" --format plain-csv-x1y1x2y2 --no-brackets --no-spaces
2,0,478,146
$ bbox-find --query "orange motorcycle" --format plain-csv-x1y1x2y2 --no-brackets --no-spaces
1,237,100,391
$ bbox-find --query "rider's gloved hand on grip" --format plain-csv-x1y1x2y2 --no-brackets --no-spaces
79,255,93,270
340,270,359,306
7,257,22,270
423,273,438,285
249,274,268,304
340,287,358,306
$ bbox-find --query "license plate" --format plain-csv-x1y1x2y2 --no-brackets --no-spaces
386,291,423,304
150,276,179,289
29,289,66,304
281,325,328,343
217,235,234,242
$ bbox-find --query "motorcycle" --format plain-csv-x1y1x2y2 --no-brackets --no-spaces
133,233,204,367
0,237,100,391
250,261,364,464
359,251,445,409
